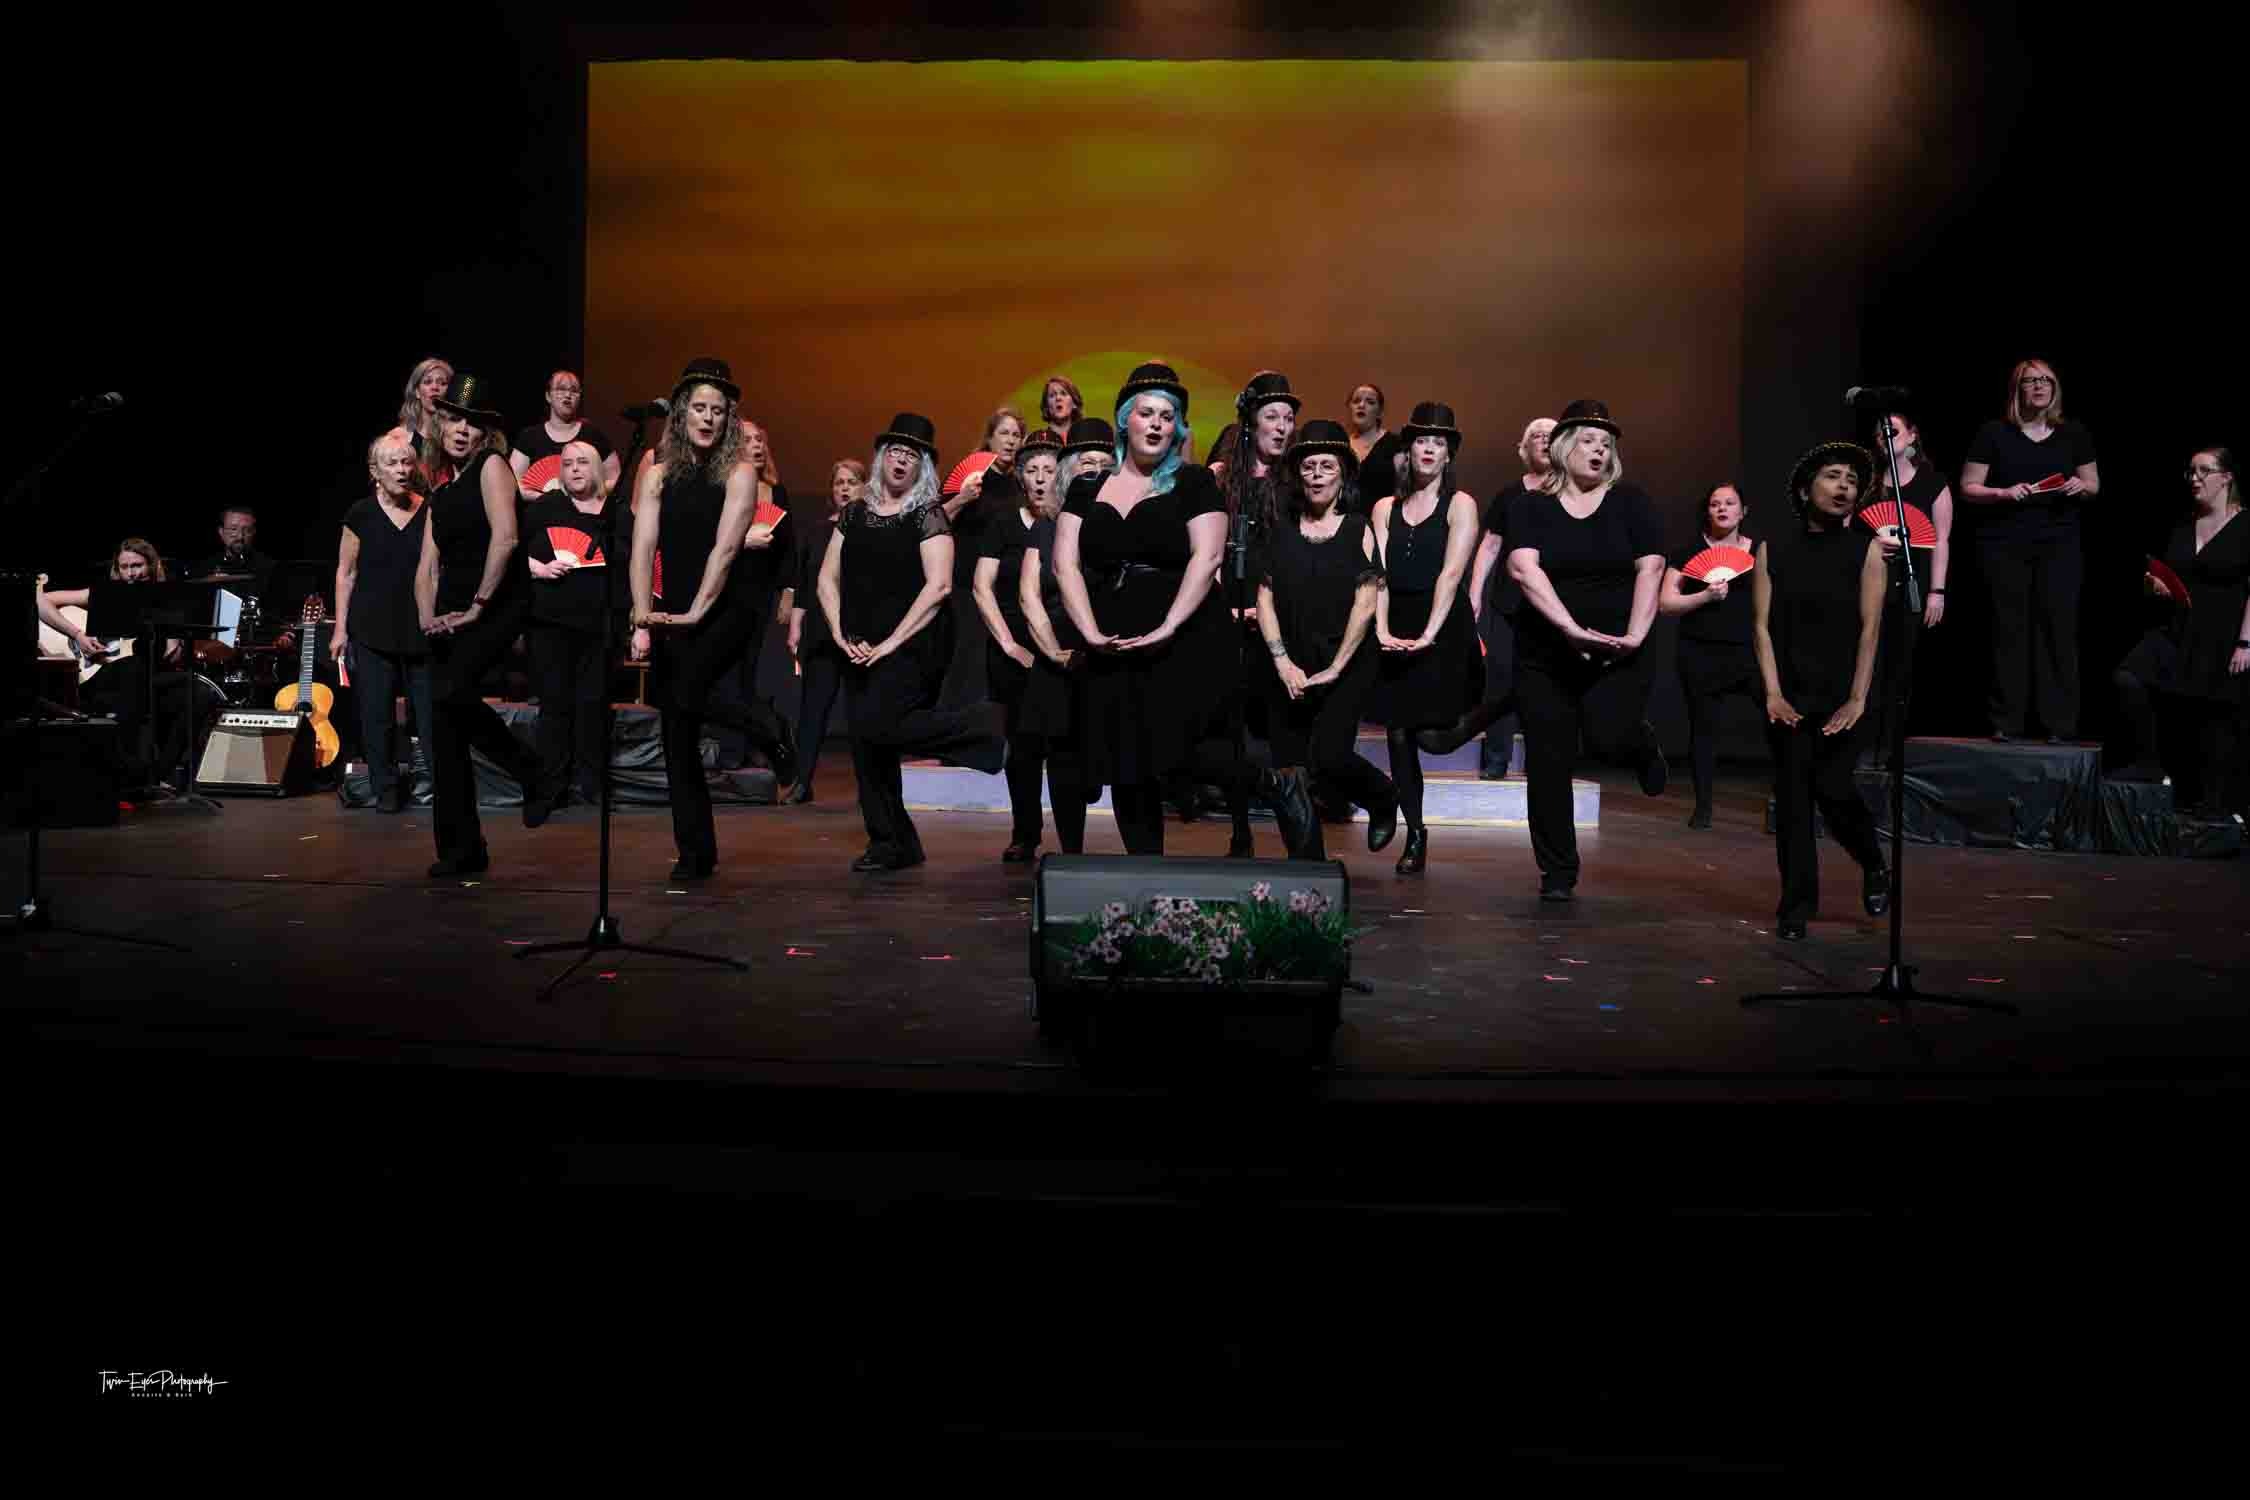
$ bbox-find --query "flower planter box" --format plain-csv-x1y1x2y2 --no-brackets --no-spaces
1041,976,1342,1070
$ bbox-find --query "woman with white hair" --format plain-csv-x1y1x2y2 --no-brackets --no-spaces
816,413,1005,873
333,429,433,812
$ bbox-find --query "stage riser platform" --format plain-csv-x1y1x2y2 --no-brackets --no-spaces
901,763,1598,829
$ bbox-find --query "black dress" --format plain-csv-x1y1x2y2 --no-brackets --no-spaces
2115,511,2250,813
711,482,793,769
1669,530,1762,815
978,505,1040,714
1857,465,1943,762
1355,432,1403,508
1015,516,1083,740
1763,523,1886,924
426,449,532,862
1373,493,1480,730
342,496,433,801
1262,514,1389,810
838,498,1004,863
1062,465,1235,787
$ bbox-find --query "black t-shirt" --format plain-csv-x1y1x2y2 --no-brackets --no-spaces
1500,481,1663,658
1964,418,2096,543
523,491,627,634
1481,480,1538,616
1667,533,1759,647
511,421,616,470
977,507,1039,646
341,499,428,655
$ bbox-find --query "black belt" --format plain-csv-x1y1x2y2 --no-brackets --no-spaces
1109,561,1183,592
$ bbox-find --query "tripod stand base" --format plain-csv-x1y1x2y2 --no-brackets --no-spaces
1744,961,2017,1016
4,893,191,950
514,914,748,1002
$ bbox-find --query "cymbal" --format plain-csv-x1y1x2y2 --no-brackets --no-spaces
183,572,256,584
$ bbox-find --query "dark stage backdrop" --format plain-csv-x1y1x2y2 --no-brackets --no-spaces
13,2,2244,755
585,57,1748,508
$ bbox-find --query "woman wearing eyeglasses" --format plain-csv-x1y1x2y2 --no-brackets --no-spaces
1958,358,2100,742
511,369,620,500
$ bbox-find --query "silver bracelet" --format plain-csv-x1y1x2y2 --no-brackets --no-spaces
1266,639,1287,658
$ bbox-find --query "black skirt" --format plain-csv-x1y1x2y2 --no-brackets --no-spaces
1373,588,1481,730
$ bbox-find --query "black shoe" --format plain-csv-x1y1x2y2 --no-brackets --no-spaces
1686,806,1713,830
1394,827,1427,875
783,780,815,805
427,848,490,878
376,785,406,814
1001,840,1038,864
1863,864,1890,917
1479,767,1508,782
851,844,922,873
1260,768,1321,860
1226,831,1255,858
768,720,800,789
1538,875,1575,902
1636,720,1668,796
1777,918,1808,941
1990,729,2016,743
1366,786,1400,853
668,856,717,882
522,793,555,829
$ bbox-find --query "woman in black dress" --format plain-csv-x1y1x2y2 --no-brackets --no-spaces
415,373,537,877
1502,400,1669,900
1346,382,1401,508
778,457,861,804
1371,402,1484,874
1257,419,1399,861
629,358,800,882
709,417,793,773
974,424,1068,861
1659,483,1760,829
816,413,1006,872
332,428,433,813
521,439,624,825
1052,365,1314,857
1753,443,1891,940
1958,358,2101,741
2112,447,2250,815
1858,408,1955,768
1205,370,1300,852
1013,420,1111,856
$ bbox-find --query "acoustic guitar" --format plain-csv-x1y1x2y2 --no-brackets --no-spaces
273,594,340,767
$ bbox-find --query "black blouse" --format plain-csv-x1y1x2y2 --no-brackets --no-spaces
1764,523,1876,716
1500,481,1663,657
341,497,428,655
1061,465,1227,639
523,490,626,634
977,505,1039,645
1265,513,1378,665
429,449,522,614
1668,532,1760,648
839,500,950,643
1964,418,2097,544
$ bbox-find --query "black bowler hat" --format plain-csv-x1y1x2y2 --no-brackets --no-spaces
1114,362,1189,418
1284,418,1358,470
431,372,504,427
1020,426,1066,456
1236,370,1302,422
1788,441,1875,515
671,356,741,404
1399,401,1464,457
1061,418,1114,459
875,412,939,459
1552,398,1620,438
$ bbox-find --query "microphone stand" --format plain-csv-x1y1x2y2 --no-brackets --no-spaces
1745,420,2009,1022
515,411,746,1001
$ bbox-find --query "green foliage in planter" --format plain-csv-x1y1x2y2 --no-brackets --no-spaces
1050,882,1354,986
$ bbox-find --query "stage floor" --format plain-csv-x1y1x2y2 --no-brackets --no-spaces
10,749,2246,1096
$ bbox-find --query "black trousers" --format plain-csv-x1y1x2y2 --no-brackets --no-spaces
428,593,531,861
1478,608,1522,777
649,595,792,865
1769,718,1886,924
843,644,1005,860
1517,648,1657,884
1676,639,1761,813
2114,668,2249,814
528,620,612,804
349,643,435,800
1113,739,1256,856
990,643,1089,850
1977,532,2082,736
710,608,779,769
793,641,844,792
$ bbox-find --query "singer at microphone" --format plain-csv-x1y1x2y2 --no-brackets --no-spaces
621,397,672,422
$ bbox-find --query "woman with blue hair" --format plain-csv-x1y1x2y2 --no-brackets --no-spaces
1051,363,1316,856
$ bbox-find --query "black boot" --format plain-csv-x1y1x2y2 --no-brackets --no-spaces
767,717,800,790
1394,827,1427,875
1365,781,1400,853
1260,768,1320,860
1636,720,1668,796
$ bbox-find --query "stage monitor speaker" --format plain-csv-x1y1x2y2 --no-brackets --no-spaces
1030,853,1351,989
195,710,314,797
2,715,123,828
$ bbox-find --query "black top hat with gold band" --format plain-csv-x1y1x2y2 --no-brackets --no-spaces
876,412,939,459
1787,441,1874,516
671,356,741,405
431,372,504,428
1399,401,1464,457
1114,362,1189,418
1236,370,1302,422
1061,418,1115,459
1552,398,1620,438
1019,426,1066,457
1284,418,1359,470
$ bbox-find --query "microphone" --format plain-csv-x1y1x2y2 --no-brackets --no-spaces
72,391,125,413
621,397,671,422
1845,384,1911,407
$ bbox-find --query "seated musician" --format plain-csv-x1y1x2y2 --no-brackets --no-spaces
188,505,295,652
38,538,221,790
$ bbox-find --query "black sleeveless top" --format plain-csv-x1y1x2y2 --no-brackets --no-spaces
655,464,733,607
1265,513,1378,664
430,449,521,614
840,500,951,643
1765,523,1875,717
1382,492,1457,593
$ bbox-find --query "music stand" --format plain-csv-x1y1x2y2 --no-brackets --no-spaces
87,579,226,813
514,412,747,1001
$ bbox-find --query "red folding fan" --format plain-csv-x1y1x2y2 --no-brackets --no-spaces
1854,500,1937,547
942,451,996,497
1679,545,1756,584
546,525,603,568
522,455,563,493
2146,556,2191,606
750,497,787,533
2026,472,2072,494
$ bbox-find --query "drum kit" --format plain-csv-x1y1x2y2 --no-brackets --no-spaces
182,569,288,706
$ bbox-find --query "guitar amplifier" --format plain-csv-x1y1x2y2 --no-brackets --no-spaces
195,710,315,796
